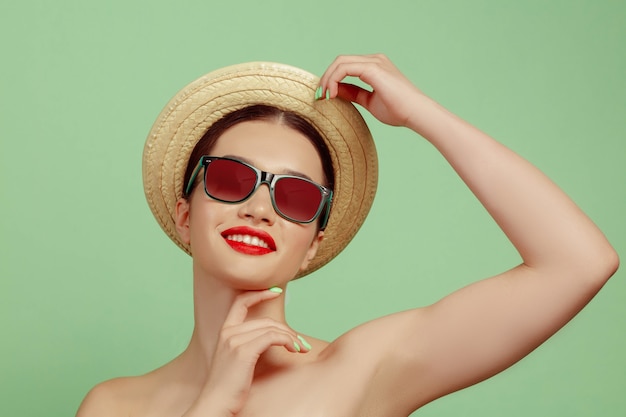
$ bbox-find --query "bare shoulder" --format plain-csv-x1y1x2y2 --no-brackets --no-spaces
331,307,427,355
76,376,145,417
327,308,431,381
312,309,432,415
329,307,431,382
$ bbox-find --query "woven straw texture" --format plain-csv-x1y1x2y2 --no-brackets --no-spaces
143,62,377,278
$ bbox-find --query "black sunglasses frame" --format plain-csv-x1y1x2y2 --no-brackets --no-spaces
185,156,333,229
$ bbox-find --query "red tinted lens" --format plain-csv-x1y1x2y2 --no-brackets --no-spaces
205,159,257,201
274,177,323,222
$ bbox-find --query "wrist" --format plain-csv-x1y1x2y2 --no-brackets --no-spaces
405,94,462,143
404,93,434,130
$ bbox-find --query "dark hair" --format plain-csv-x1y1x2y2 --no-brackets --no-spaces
182,104,335,200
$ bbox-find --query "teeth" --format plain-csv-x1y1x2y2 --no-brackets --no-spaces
226,234,270,249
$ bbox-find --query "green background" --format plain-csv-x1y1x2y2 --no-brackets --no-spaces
1,1,624,416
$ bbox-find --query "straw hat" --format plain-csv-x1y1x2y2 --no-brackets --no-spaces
143,61,377,278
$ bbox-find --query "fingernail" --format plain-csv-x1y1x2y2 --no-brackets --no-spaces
315,86,321,100
268,286,283,294
293,341,301,352
325,88,330,100
297,335,312,350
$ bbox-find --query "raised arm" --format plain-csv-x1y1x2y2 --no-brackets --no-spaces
318,54,619,409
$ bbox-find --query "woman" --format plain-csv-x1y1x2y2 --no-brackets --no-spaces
77,54,619,417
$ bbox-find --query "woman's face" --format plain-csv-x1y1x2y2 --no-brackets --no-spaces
175,120,325,288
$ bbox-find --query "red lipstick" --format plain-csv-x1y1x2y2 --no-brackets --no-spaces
221,226,276,256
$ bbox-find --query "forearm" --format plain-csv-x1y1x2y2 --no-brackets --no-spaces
406,93,618,280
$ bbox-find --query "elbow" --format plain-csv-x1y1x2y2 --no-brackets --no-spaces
560,236,620,291
604,246,620,280
587,242,620,288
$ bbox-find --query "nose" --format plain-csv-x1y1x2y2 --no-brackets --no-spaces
237,183,277,225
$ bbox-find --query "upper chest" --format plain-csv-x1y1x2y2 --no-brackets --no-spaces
236,355,400,417
132,336,415,417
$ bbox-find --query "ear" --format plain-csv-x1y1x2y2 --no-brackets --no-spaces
299,230,324,271
175,198,191,245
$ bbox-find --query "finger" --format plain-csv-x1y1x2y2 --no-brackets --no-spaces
223,289,283,328
227,328,305,355
319,54,389,93
222,318,296,340
320,59,374,97
222,319,311,353
319,54,385,85
336,83,372,108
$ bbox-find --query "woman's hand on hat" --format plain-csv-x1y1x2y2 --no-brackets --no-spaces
184,288,309,416
318,54,424,128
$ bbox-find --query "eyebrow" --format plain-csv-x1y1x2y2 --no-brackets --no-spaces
222,155,314,181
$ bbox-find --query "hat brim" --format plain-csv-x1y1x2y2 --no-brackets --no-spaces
143,62,377,278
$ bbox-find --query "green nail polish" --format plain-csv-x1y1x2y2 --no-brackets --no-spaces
297,335,312,350
293,341,301,352
268,286,283,294
315,86,321,100
325,88,330,100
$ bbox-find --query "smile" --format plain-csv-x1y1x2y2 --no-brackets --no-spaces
225,234,270,249
221,226,277,255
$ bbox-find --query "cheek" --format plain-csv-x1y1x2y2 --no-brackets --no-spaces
188,201,229,240
286,224,318,253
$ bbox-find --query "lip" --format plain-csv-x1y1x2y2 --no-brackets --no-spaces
221,226,277,255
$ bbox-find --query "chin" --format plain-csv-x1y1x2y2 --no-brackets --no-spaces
192,246,304,288
211,264,297,289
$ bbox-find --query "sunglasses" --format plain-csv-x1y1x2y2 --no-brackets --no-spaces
185,156,333,229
